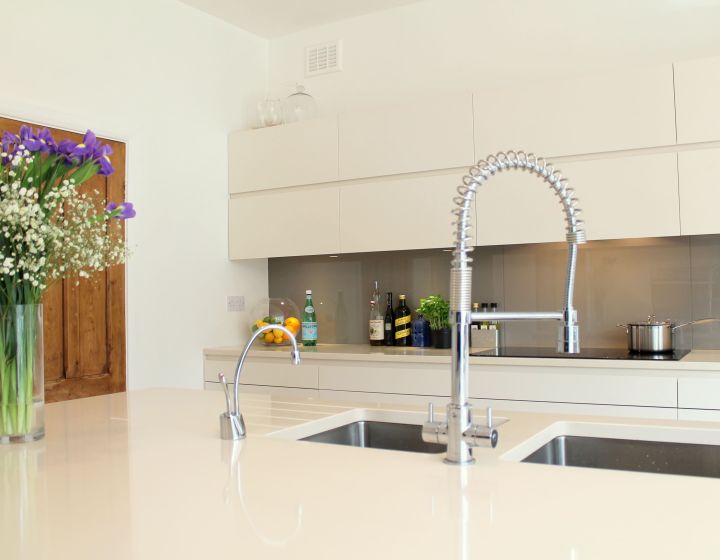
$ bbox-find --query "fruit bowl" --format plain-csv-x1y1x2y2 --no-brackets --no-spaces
249,297,301,346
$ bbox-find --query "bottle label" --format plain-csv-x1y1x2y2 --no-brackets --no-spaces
302,322,318,341
395,328,411,340
395,315,411,328
384,322,392,331
305,306,315,313
369,319,384,341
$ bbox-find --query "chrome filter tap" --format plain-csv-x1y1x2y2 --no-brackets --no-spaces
219,324,301,440
424,150,587,465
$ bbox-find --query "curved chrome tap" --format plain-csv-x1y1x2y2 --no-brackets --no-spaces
219,324,301,440
424,150,587,464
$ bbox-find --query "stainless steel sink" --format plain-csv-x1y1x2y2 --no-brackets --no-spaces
523,435,720,478
301,420,446,454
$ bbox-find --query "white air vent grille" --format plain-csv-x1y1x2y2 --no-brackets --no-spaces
306,41,342,77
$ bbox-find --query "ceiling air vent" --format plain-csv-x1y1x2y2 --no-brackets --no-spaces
305,41,342,77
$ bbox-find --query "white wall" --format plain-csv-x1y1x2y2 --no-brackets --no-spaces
1,0,269,389
268,0,720,114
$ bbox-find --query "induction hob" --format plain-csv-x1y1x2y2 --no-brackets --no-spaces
470,346,690,361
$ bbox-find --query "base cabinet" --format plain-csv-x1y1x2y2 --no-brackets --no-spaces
204,352,705,421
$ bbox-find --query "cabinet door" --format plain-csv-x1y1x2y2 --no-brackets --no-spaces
674,56,720,144
678,148,720,235
338,93,474,180
470,366,676,407
678,377,720,410
473,65,675,159
318,363,449,396
229,186,340,259
204,357,319,389
339,172,468,252
474,152,680,245
228,117,339,193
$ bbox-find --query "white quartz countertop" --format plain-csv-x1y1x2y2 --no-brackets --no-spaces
5,388,720,559
205,343,720,371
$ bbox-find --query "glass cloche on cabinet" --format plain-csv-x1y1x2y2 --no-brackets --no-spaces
283,84,318,123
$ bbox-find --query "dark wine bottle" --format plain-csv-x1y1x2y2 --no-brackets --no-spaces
394,294,411,347
384,292,395,346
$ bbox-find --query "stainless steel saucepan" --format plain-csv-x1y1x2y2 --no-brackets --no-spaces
617,316,719,353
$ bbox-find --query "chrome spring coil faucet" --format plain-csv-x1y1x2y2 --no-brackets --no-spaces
422,151,587,464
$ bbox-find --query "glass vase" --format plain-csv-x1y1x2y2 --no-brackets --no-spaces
0,304,44,443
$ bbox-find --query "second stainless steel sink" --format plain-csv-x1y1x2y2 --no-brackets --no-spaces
522,435,720,478
301,420,446,454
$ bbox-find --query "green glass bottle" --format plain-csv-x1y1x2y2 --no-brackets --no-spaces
301,289,317,347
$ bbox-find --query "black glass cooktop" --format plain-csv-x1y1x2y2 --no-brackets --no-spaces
470,346,690,361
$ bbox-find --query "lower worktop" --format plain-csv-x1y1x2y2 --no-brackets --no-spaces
206,342,720,368
4,388,720,559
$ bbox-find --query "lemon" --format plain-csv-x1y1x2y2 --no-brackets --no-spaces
263,332,274,343
272,328,284,338
273,336,284,344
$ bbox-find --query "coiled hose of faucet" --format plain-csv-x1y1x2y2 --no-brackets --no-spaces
450,151,587,313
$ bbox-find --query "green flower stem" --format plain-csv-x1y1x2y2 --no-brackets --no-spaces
0,305,39,437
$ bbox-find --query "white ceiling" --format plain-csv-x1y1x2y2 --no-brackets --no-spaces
177,0,428,37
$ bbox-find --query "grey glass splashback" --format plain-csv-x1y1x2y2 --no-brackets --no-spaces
268,235,720,349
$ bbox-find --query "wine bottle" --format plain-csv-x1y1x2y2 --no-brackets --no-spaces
480,302,489,330
489,302,499,330
369,297,384,346
394,294,411,346
384,292,395,346
301,289,317,347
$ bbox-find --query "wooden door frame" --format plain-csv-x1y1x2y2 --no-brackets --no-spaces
0,113,129,402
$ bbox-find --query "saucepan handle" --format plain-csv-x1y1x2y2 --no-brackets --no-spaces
616,323,628,332
672,318,720,331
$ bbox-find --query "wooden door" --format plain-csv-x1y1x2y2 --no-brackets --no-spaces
0,116,126,402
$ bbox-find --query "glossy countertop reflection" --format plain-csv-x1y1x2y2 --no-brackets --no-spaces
3,389,720,559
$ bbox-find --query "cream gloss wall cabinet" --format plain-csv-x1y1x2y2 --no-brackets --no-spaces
338,172,472,253
228,116,339,193
337,93,474,180
472,65,676,159
474,151,681,246
673,55,720,144
677,148,720,236
228,186,340,259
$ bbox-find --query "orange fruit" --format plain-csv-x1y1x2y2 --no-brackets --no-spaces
272,328,284,338
273,336,283,344
285,317,300,329
263,332,274,343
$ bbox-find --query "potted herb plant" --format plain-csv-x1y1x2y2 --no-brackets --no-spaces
417,294,451,349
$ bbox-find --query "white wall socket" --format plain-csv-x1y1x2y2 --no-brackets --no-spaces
226,296,245,312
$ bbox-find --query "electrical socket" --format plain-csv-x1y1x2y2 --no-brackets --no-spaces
226,296,245,312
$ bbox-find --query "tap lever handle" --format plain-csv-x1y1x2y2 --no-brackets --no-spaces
428,402,434,423
486,407,493,428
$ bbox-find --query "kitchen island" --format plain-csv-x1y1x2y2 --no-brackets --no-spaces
3,388,720,559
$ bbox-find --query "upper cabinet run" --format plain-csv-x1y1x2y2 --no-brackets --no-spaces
473,65,676,159
338,93,475,180
674,56,720,144
228,116,339,193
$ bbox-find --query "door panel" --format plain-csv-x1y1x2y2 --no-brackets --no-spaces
0,116,126,402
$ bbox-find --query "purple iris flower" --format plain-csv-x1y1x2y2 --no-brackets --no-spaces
23,127,56,153
55,139,78,164
72,130,102,158
106,201,136,220
97,144,114,176
1,130,19,164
